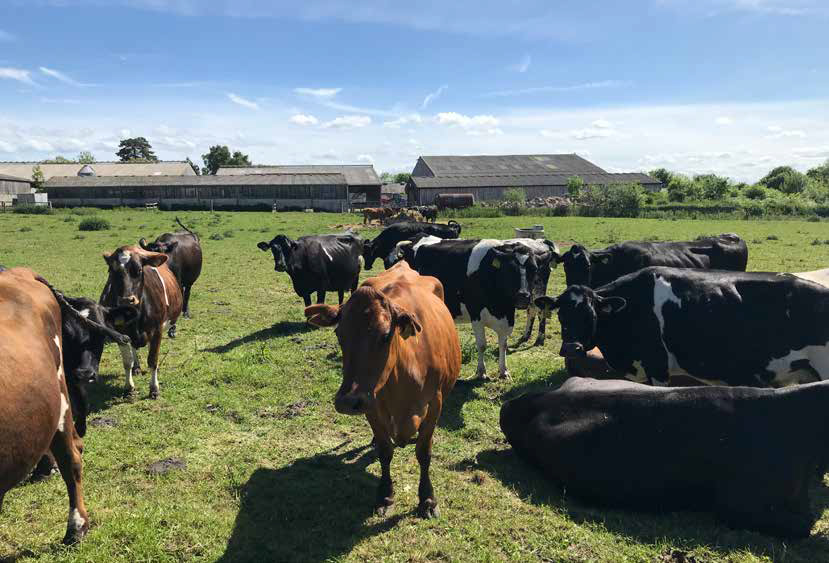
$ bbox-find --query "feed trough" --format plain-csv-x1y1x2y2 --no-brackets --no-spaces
514,225,545,239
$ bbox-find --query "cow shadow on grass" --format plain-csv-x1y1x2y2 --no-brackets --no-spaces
219,441,406,563
466,448,829,560
204,321,315,353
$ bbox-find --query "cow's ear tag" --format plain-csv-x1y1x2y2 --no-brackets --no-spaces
114,317,125,328
492,258,501,269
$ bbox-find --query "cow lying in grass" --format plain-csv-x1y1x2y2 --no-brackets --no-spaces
500,377,829,538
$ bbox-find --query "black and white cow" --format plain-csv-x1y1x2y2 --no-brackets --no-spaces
392,237,536,378
363,220,462,270
562,233,748,288
257,234,363,306
500,377,829,538
537,266,829,387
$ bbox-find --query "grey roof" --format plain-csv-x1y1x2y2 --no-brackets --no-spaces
0,161,196,181
46,173,347,189
418,154,607,177
382,182,406,194
217,165,380,186
411,172,661,189
0,173,32,183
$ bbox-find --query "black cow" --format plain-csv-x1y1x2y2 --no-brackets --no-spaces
501,377,829,538
537,266,829,387
139,217,202,318
257,234,363,306
363,221,461,270
392,237,536,378
562,233,748,288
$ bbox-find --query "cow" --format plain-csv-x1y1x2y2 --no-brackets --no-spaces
362,207,394,225
417,205,438,222
100,245,183,399
257,233,363,306
362,220,462,270
562,233,748,288
391,237,536,378
305,261,460,518
536,266,829,388
0,268,89,544
139,217,202,318
500,377,829,538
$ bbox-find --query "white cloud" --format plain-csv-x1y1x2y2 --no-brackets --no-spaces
39,67,88,87
356,154,374,163
765,125,806,139
571,128,615,140
289,114,319,126
383,114,423,128
592,119,612,129
0,140,16,153
24,138,54,152
484,80,630,98
792,146,829,158
0,30,14,42
322,115,372,129
227,93,260,110
715,116,733,125
509,53,532,73
436,112,498,128
294,87,342,99
422,85,448,109
0,67,36,86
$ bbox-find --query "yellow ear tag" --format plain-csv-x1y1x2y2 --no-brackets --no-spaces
492,258,501,269
114,318,125,328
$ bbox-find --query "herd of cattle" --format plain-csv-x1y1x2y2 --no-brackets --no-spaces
3,215,829,547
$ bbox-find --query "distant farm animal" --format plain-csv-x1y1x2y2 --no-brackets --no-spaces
537,266,829,387
501,377,829,538
139,217,202,318
562,234,748,288
417,205,438,222
434,193,474,210
257,233,363,306
362,207,394,225
100,245,183,399
0,268,90,544
392,237,537,378
305,261,460,518
362,221,462,270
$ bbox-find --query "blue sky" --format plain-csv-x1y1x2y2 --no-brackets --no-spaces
1,0,828,180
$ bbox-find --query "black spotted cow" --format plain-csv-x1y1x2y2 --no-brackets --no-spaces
363,221,462,270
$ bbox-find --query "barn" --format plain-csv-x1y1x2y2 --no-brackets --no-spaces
0,174,33,208
406,154,662,205
0,161,197,181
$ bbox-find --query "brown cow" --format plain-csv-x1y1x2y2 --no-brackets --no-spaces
0,268,89,544
305,261,460,518
100,245,183,399
362,207,390,225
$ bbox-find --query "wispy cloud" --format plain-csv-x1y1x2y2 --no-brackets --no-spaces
422,85,448,109
485,80,630,98
765,125,806,139
383,114,422,128
294,87,342,99
0,67,37,86
0,30,15,42
321,115,372,129
436,112,502,135
356,154,374,163
39,66,90,87
227,93,260,110
289,113,319,126
658,0,819,16
509,53,532,73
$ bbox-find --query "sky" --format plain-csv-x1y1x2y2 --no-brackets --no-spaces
0,0,828,181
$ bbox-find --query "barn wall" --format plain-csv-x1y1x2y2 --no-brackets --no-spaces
0,179,32,195
413,183,661,205
411,158,434,178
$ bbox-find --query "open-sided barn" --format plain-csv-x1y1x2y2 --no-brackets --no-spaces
0,174,33,207
0,161,196,181
406,154,662,205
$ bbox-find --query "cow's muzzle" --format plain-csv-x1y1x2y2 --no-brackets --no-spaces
559,341,586,358
74,367,98,384
334,391,372,415
515,291,531,310
118,295,140,307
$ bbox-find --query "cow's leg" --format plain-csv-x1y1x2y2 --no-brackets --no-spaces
316,291,325,304
534,311,547,347
182,285,192,319
471,321,488,379
366,411,394,515
416,393,443,519
147,331,163,400
31,452,58,481
497,327,512,379
120,343,137,396
337,289,344,304
50,391,89,544
303,294,312,307
515,306,535,346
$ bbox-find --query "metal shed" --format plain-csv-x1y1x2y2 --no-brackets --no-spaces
0,173,33,208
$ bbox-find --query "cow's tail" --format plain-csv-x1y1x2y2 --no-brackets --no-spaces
448,220,462,236
175,217,199,241
35,276,131,345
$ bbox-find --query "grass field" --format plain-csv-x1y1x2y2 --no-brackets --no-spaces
2,209,829,562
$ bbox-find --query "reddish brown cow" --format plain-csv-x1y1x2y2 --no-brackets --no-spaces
100,245,183,398
306,261,460,518
0,268,89,544
362,207,395,225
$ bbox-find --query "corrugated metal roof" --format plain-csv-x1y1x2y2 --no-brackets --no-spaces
217,165,380,186
411,172,661,189
418,154,607,177
0,161,196,180
45,173,347,188
381,182,406,194
0,173,32,183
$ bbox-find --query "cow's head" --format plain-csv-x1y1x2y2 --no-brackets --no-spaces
305,286,422,416
536,286,626,358
485,244,537,310
257,235,296,272
139,233,179,255
362,239,377,270
102,246,168,307
562,244,593,286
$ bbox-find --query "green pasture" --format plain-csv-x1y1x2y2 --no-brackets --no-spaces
2,209,829,562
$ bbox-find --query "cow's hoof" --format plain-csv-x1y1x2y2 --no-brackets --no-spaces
499,370,512,380
513,336,529,347
168,326,177,339
149,388,159,400
183,311,191,320
475,367,487,379
533,337,545,347
417,499,440,519
375,499,394,516
62,524,88,545
124,388,136,399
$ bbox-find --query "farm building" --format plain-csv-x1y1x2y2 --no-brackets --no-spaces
381,183,406,206
0,174,33,208
0,161,197,181
406,154,662,205
217,165,381,207
46,173,350,211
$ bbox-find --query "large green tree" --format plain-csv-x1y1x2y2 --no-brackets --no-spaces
77,151,96,164
201,145,251,175
760,166,807,194
807,159,829,185
116,137,158,162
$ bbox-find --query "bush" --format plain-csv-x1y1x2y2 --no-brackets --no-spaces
502,188,526,204
12,204,53,214
566,176,583,198
742,184,769,200
760,166,807,194
666,175,702,202
695,174,731,200
577,184,643,218
78,217,111,231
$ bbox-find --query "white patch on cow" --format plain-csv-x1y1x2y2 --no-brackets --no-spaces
79,308,90,318
120,343,136,391
652,275,690,377
53,334,61,355
358,255,365,269
628,360,647,383
117,251,131,267
467,240,503,276
794,268,829,288
150,366,160,394
57,363,64,382
766,343,829,386
57,392,69,432
569,292,583,305
516,253,529,265
481,308,513,378
323,246,333,262
152,267,169,306
68,508,86,532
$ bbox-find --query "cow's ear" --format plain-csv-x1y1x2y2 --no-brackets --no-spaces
104,305,140,329
305,304,341,327
596,253,611,265
534,296,558,315
257,242,271,251
141,252,168,267
392,304,422,339
289,240,299,251
165,241,179,253
597,296,626,315
102,252,113,262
